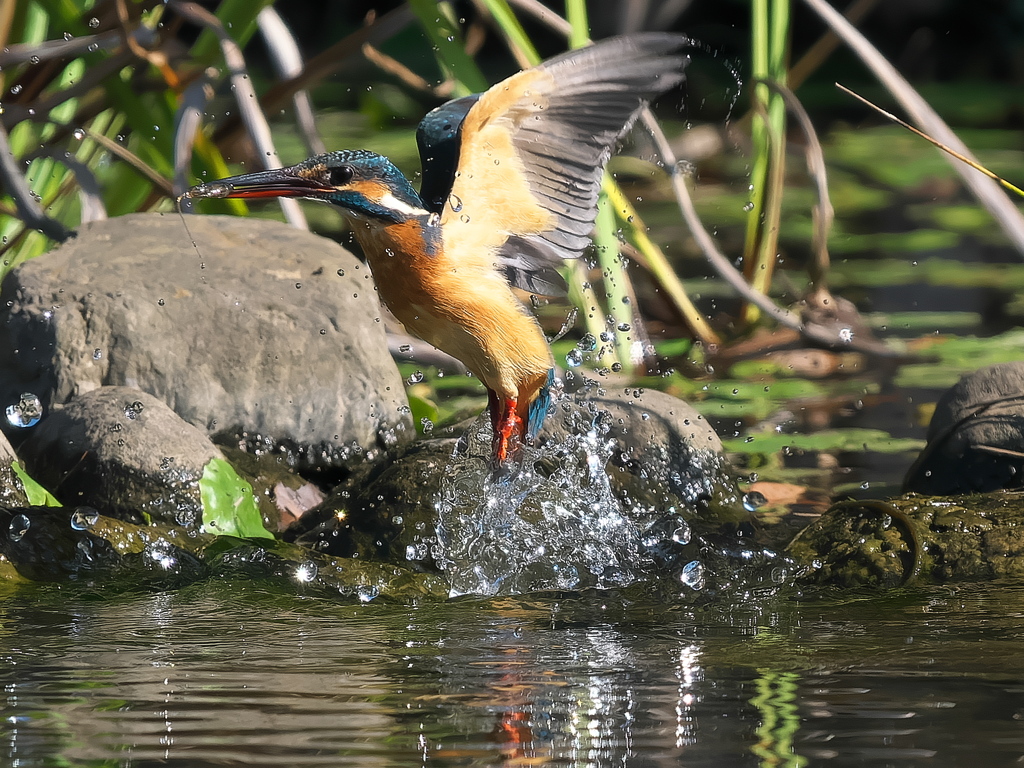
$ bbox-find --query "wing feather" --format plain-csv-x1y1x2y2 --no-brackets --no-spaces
439,33,688,296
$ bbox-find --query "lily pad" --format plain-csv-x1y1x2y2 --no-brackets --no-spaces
724,428,925,456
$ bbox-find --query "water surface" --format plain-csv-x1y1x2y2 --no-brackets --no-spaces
5,579,1024,766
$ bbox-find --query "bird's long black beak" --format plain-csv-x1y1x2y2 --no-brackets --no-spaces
185,166,333,201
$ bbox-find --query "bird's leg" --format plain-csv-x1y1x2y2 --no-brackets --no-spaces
488,393,523,464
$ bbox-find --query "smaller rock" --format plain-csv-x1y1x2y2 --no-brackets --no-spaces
288,385,744,567
904,362,1024,495
18,387,223,527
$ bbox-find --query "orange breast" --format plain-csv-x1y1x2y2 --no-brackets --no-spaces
354,217,553,402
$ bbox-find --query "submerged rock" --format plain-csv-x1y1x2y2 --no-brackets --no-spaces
16,387,222,527
904,363,1024,495
0,505,446,600
0,213,412,474
789,492,1024,587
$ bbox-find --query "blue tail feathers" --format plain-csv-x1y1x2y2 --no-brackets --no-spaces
526,369,556,440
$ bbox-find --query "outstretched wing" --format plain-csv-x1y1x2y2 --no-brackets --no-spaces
436,33,688,296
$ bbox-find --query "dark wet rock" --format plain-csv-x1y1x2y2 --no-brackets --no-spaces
0,213,412,475
285,439,455,567
904,363,1024,495
0,431,29,507
289,386,745,565
789,492,1024,587
16,387,222,527
219,445,326,532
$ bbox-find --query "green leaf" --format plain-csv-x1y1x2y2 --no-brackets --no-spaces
10,461,62,507
199,458,274,539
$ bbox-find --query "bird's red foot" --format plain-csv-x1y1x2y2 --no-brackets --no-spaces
493,397,523,464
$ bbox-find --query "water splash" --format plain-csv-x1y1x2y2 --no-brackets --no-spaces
435,402,647,597
433,390,802,600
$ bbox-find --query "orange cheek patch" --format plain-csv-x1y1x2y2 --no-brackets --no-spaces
347,179,388,201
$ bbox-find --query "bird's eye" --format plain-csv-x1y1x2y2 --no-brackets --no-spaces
329,165,354,186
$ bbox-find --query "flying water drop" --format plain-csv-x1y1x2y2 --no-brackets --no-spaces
70,507,100,531
680,560,705,589
9,514,30,543
742,491,768,512
6,393,42,428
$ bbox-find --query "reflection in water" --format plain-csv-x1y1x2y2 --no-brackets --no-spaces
4,582,1024,766
751,670,807,767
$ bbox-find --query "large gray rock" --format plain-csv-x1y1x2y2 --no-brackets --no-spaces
0,214,412,470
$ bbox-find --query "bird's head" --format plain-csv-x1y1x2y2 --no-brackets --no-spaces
204,150,429,224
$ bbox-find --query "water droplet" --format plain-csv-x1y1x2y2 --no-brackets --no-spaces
448,194,463,212
406,542,429,560
147,543,177,570
70,507,99,531
407,370,424,384
72,128,85,140
680,560,705,589
295,282,302,289
6,392,43,428
838,327,854,344
743,201,755,212
674,159,695,175
399,344,411,353
10,84,22,95
124,400,144,420
158,298,165,306
459,214,470,223
9,514,30,542
565,348,583,368
29,55,40,65
294,561,318,582
357,586,380,602
672,521,691,545
860,481,870,490
63,32,73,41
93,348,102,360
88,16,100,28
616,322,631,332
578,333,597,351
742,491,767,512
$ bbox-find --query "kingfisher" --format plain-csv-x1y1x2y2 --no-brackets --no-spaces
185,34,688,464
